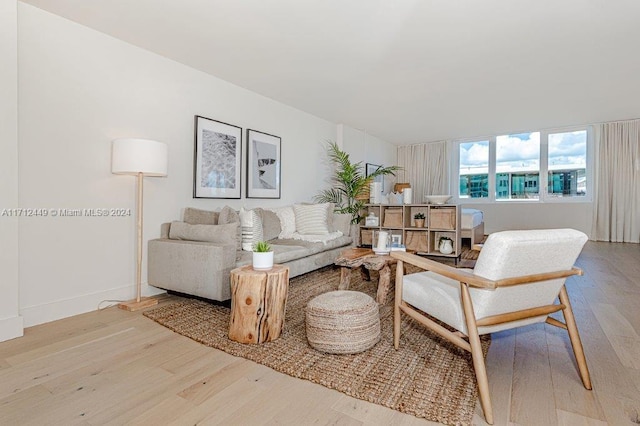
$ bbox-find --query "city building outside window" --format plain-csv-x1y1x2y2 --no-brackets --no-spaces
456,128,589,203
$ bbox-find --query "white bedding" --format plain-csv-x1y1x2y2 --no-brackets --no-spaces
462,208,483,229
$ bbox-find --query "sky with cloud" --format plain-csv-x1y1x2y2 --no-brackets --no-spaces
460,130,586,173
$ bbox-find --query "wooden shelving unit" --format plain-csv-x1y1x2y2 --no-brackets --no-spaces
360,204,461,259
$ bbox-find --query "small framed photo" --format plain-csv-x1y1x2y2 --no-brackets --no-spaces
193,116,242,199
392,234,402,246
366,163,384,193
247,129,281,199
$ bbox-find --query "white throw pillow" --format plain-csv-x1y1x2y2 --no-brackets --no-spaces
272,206,297,239
239,207,264,251
293,203,330,235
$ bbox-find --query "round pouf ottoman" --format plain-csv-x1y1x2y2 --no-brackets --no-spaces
306,290,380,354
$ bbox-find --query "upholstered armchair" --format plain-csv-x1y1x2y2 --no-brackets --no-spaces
390,229,590,425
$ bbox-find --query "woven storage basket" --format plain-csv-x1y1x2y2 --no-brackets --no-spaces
429,208,456,229
306,290,380,354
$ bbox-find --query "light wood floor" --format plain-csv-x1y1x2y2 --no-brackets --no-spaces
1,241,639,425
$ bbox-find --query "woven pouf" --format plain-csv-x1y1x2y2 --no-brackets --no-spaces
306,290,380,354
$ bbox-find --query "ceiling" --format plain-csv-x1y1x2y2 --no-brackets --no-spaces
21,0,640,145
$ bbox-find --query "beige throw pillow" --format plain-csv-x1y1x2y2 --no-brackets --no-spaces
218,205,241,250
183,207,219,225
168,221,237,245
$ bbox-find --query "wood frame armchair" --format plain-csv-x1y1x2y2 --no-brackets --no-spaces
391,229,591,425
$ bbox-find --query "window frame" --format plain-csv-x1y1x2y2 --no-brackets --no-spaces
450,125,593,204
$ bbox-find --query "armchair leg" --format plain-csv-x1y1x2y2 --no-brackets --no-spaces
394,261,405,350
461,284,494,425
559,286,592,390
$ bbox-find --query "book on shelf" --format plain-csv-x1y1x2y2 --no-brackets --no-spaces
390,244,406,252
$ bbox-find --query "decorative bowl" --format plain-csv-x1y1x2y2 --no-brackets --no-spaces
425,195,452,205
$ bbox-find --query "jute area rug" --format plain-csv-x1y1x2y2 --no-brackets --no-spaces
144,264,489,426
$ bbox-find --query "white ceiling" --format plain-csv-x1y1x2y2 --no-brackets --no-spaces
20,0,640,145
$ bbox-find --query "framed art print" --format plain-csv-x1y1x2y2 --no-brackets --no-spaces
246,129,281,199
366,163,384,193
193,115,242,198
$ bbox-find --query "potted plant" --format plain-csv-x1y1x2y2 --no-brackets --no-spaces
315,141,400,224
414,212,426,228
252,241,274,270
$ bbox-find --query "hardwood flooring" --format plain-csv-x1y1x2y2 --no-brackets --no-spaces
0,241,639,425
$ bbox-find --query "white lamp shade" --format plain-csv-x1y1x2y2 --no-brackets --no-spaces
111,138,168,176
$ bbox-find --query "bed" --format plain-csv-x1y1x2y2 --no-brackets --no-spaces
461,208,485,246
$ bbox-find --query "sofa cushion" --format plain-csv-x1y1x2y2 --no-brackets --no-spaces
168,221,237,244
239,207,264,251
183,207,219,225
262,209,282,241
293,203,330,235
217,205,241,250
331,213,351,236
272,206,296,238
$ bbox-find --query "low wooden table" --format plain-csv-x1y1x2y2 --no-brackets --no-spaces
229,264,289,344
335,248,406,304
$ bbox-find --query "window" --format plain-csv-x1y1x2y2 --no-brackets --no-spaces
456,128,589,202
459,140,489,199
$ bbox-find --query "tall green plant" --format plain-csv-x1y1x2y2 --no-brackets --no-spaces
315,141,400,224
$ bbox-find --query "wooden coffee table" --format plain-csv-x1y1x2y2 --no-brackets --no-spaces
335,247,407,304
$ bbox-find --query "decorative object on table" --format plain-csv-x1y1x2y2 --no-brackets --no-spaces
438,236,454,254
366,163,385,194
413,212,425,228
373,230,391,255
369,181,383,203
425,194,452,204
306,290,381,354
111,138,168,311
402,187,412,204
252,240,274,270
144,264,490,426
365,211,379,227
315,141,400,224
388,191,403,205
246,129,281,199
229,264,289,344
393,182,411,193
193,115,242,199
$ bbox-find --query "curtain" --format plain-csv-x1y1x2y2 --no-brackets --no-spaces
591,119,640,242
397,142,449,203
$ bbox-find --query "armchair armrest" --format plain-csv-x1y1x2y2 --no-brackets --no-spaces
391,251,583,290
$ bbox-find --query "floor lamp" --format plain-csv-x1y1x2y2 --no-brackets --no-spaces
111,138,168,311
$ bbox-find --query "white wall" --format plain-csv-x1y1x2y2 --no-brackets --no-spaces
461,202,592,237
17,4,336,327
0,0,24,342
340,125,397,192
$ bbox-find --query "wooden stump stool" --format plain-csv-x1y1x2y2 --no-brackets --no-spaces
229,264,290,344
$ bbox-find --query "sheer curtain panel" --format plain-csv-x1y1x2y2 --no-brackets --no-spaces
591,119,640,242
397,142,449,203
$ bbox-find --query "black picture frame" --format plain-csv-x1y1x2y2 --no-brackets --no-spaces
246,129,281,199
366,163,384,193
193,115,242,199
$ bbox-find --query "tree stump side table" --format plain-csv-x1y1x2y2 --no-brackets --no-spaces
229,264,290,344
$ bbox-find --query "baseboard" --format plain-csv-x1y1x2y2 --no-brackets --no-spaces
20,283,166,328
0,315,24,342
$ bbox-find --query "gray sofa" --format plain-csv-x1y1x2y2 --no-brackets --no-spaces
148,206,355,301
